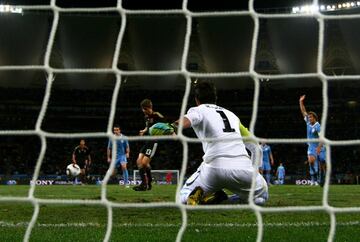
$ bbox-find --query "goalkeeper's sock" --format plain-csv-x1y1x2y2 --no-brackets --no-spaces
123,169,129,186
145,167,152,190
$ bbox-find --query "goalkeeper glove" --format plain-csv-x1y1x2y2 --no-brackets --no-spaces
170,122,178,134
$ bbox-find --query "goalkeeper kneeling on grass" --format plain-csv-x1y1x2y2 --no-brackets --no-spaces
162,81,268,206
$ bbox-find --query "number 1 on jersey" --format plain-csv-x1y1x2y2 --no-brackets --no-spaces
216,110,235,132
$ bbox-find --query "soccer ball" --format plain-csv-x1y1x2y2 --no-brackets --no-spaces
66,164,81,177
149,122,175,136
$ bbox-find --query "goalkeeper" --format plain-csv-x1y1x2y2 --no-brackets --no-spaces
171,81,268,205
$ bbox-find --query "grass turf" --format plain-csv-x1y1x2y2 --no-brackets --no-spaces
0,185,360,241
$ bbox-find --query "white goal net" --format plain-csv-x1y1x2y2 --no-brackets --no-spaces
1,0,360,242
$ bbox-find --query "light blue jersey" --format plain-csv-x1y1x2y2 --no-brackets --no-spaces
277,165,285,178
261,144,272,171
305,116,321,147
108,134,129,166
276,165,285,185
305,116,325,157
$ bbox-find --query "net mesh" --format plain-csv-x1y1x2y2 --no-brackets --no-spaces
1,0,360,241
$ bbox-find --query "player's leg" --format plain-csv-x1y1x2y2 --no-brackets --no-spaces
141,156,153,190
146,143,158,190
84,161,90,184
262,161,271,185
80,168,86,184
120,162,129,187
133,153,148,191
308,155,317,185
141,142,157,190
134,142,157,191
227,170,269,206
112,159,122,184
319,150,326,186
180,162,218,205
76,162,85,185
265,170,271,185
106,157,118,184
116,155,129,187
308,146,318,185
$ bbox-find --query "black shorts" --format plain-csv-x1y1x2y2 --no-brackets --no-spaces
140,142,158,158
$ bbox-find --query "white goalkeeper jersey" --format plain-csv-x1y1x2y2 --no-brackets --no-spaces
185,104,250,163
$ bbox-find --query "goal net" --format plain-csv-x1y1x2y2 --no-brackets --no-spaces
1,0,360,242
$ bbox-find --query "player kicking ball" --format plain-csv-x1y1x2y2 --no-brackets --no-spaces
133,99,167,191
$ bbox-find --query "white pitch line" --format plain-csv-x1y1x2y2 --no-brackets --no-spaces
0,221,359,228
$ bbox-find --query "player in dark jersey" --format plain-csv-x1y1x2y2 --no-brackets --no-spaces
133,99,166,191
72,139,91,184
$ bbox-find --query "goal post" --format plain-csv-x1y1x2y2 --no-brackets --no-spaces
133,169,180,185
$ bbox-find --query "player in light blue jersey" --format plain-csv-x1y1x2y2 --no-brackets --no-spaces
276,162,285,185
299,95,326,186
260,143,274,185
107,125,130,187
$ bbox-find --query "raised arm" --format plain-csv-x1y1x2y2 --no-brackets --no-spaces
299,95,308,118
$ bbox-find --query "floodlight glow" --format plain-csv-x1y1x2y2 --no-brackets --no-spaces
300,5,308,12
310,5,319,12
0,5,22,14
292,0,360,14
292,7,300,13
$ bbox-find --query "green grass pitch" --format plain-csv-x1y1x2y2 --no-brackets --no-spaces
1,185,360,241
